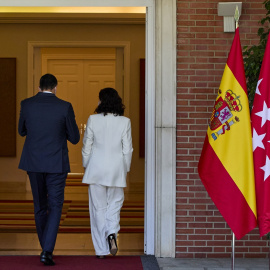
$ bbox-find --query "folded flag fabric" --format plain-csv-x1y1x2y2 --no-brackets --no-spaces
198,27,257,240
251,33,270,237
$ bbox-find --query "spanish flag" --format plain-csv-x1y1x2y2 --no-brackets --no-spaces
198,28,257,239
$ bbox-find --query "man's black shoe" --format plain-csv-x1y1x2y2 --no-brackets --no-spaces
40,251,55,266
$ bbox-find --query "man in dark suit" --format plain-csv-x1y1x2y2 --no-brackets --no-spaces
18,73,80,266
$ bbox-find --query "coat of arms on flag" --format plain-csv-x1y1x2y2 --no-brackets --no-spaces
210,90,241,140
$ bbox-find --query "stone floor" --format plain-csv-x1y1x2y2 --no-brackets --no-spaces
157,258,269,270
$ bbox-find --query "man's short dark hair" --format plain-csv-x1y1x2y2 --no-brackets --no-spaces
39,73,58,91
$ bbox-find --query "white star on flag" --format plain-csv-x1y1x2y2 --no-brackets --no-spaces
255,78,263,95
255,101,270,127
260,156,270,181
252,128,266,151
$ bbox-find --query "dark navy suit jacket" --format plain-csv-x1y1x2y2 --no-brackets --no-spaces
18,92,80,173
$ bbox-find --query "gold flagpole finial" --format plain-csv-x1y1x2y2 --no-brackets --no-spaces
234,5,240,29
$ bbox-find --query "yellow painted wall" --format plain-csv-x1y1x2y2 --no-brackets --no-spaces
0,22,145,191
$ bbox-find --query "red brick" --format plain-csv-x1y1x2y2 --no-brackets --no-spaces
189,235,212,241
177,3,190,9
194,216,207,222
213,247,226,252
196,9,208,14
176,173,189,179
195,33,208,39
244,241,268,246
188,247,212,252
207,241,230,246
194,253,207,258
177,241,196,246
208,253,230,258
176,229,194,234
196,21,208,27
194,241,207,246
176,253,193,258
245,253,268,258
176,235,188,240
175,247,188,253
214,235,226,241
176,210,188,216
190,3,215,9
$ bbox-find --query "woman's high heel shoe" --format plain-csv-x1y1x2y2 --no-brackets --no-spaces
108,233,118,256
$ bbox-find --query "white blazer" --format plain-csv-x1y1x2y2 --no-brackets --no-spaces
82,113,133,187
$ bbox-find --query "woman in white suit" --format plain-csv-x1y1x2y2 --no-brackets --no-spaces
82,88,133,258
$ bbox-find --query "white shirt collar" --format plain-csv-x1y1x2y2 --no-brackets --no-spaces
42,91,54,94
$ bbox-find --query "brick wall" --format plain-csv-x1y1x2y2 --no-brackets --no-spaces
176,0,269,258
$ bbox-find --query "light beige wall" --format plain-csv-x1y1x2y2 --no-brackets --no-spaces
0,22,145,191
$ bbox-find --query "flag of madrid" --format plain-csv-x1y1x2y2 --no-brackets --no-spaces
251,34,270,237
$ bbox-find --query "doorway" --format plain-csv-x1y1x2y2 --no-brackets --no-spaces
20,0,177,257
28,35,145,254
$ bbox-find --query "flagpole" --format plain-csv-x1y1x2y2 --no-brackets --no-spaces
234,5,240,30
230,9,239,270
231,232,235,270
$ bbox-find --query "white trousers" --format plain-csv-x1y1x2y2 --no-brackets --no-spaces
88,184,124,255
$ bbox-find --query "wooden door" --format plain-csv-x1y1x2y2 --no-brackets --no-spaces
82,59,116,125
44,57,116,173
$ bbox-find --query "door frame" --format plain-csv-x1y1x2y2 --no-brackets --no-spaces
4,0,177,257
28,41,131,118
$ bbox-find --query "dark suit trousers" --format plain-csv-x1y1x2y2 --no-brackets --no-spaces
27,172,67,253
